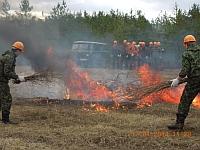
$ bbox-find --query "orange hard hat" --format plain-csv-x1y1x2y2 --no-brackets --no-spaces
12,41,24,52
184,35,196,43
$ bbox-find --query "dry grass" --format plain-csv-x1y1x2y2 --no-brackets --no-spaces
0,100,199,150
3,68,198,150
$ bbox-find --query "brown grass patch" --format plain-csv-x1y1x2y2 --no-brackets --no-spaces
0,101,199,150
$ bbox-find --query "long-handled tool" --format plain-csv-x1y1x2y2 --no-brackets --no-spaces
127,78,188,100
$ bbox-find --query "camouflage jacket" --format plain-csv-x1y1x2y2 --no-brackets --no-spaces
179,44,200,81
0,50,18,83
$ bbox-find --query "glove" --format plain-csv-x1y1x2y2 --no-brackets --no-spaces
18,76,26,82
170,78,179,87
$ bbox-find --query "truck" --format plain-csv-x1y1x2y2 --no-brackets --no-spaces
70,41,112,68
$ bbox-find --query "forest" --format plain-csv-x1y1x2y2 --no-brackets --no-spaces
0,0,200,68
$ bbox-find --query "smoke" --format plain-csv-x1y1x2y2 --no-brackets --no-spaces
0,19,70,73
0,17,112,75
0,15,188,73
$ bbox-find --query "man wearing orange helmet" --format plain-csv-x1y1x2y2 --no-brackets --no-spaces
0,41,25,124
168,35,200,130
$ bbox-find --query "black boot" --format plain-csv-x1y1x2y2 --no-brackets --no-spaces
2,112,10,124
2,112,17,124
167,113,186,130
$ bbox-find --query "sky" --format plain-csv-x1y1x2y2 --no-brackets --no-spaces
1,0,200,20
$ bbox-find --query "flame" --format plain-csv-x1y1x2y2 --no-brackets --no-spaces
193,97,200,108
137,64,162,86
65,59,114,101
137,64,200,109
64,60,200,110
91,103,109,112
64,88,70,100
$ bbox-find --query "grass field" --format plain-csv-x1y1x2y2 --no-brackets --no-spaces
0,100,199,150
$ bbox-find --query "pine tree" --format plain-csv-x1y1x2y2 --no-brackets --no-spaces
20,0,33,17
1,0,10,16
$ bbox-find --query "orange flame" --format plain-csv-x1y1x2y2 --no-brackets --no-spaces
137,64,200,109
137,64,162,86
64,60,200,110
91,104,109,112
65,59,114,101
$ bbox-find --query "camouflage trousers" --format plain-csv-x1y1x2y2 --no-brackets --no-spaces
178,82,200,116
0,83,12,114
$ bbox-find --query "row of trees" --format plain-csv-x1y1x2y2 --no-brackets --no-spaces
0,0,33,16
1,0,200,45
0,0,200,69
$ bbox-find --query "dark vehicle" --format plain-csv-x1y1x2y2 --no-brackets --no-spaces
70,41,111,68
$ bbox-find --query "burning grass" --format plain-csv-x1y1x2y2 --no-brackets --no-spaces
0,100,199,150
3,65,200,149
22,61,200,111
64,61,200,110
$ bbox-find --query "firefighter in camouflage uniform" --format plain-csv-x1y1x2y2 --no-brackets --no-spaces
168,35,200,130
0,41,25,124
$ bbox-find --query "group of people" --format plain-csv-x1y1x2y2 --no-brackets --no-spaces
111,40,164,70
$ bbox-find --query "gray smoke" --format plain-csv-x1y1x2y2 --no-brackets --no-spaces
0,19,69,72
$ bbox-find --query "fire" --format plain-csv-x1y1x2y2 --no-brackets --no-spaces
65,59,114,101
193,97,200,108
64,59,200,111
137,65,200,109
82,103,109,112
65,59,119,112
64,88,70,100
137,64,162,86
91,103,109,112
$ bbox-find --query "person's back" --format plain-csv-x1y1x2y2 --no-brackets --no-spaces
181,44,200,81
0,50,17,83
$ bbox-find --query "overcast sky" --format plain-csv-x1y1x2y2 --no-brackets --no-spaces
2,0,200,20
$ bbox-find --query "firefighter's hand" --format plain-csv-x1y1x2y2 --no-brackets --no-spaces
18,76,26,82
12,79,21,84
170,78,179,87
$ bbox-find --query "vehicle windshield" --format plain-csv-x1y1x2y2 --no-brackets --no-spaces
72,43,106,51
93,44,104,51
72,43,90,50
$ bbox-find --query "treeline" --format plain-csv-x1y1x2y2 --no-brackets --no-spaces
0,0,200,47
0,0,200,69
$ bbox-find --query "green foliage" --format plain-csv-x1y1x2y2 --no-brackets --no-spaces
1,0,10,15
0,1,200,50
49,0,69,20
20,0,33,16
